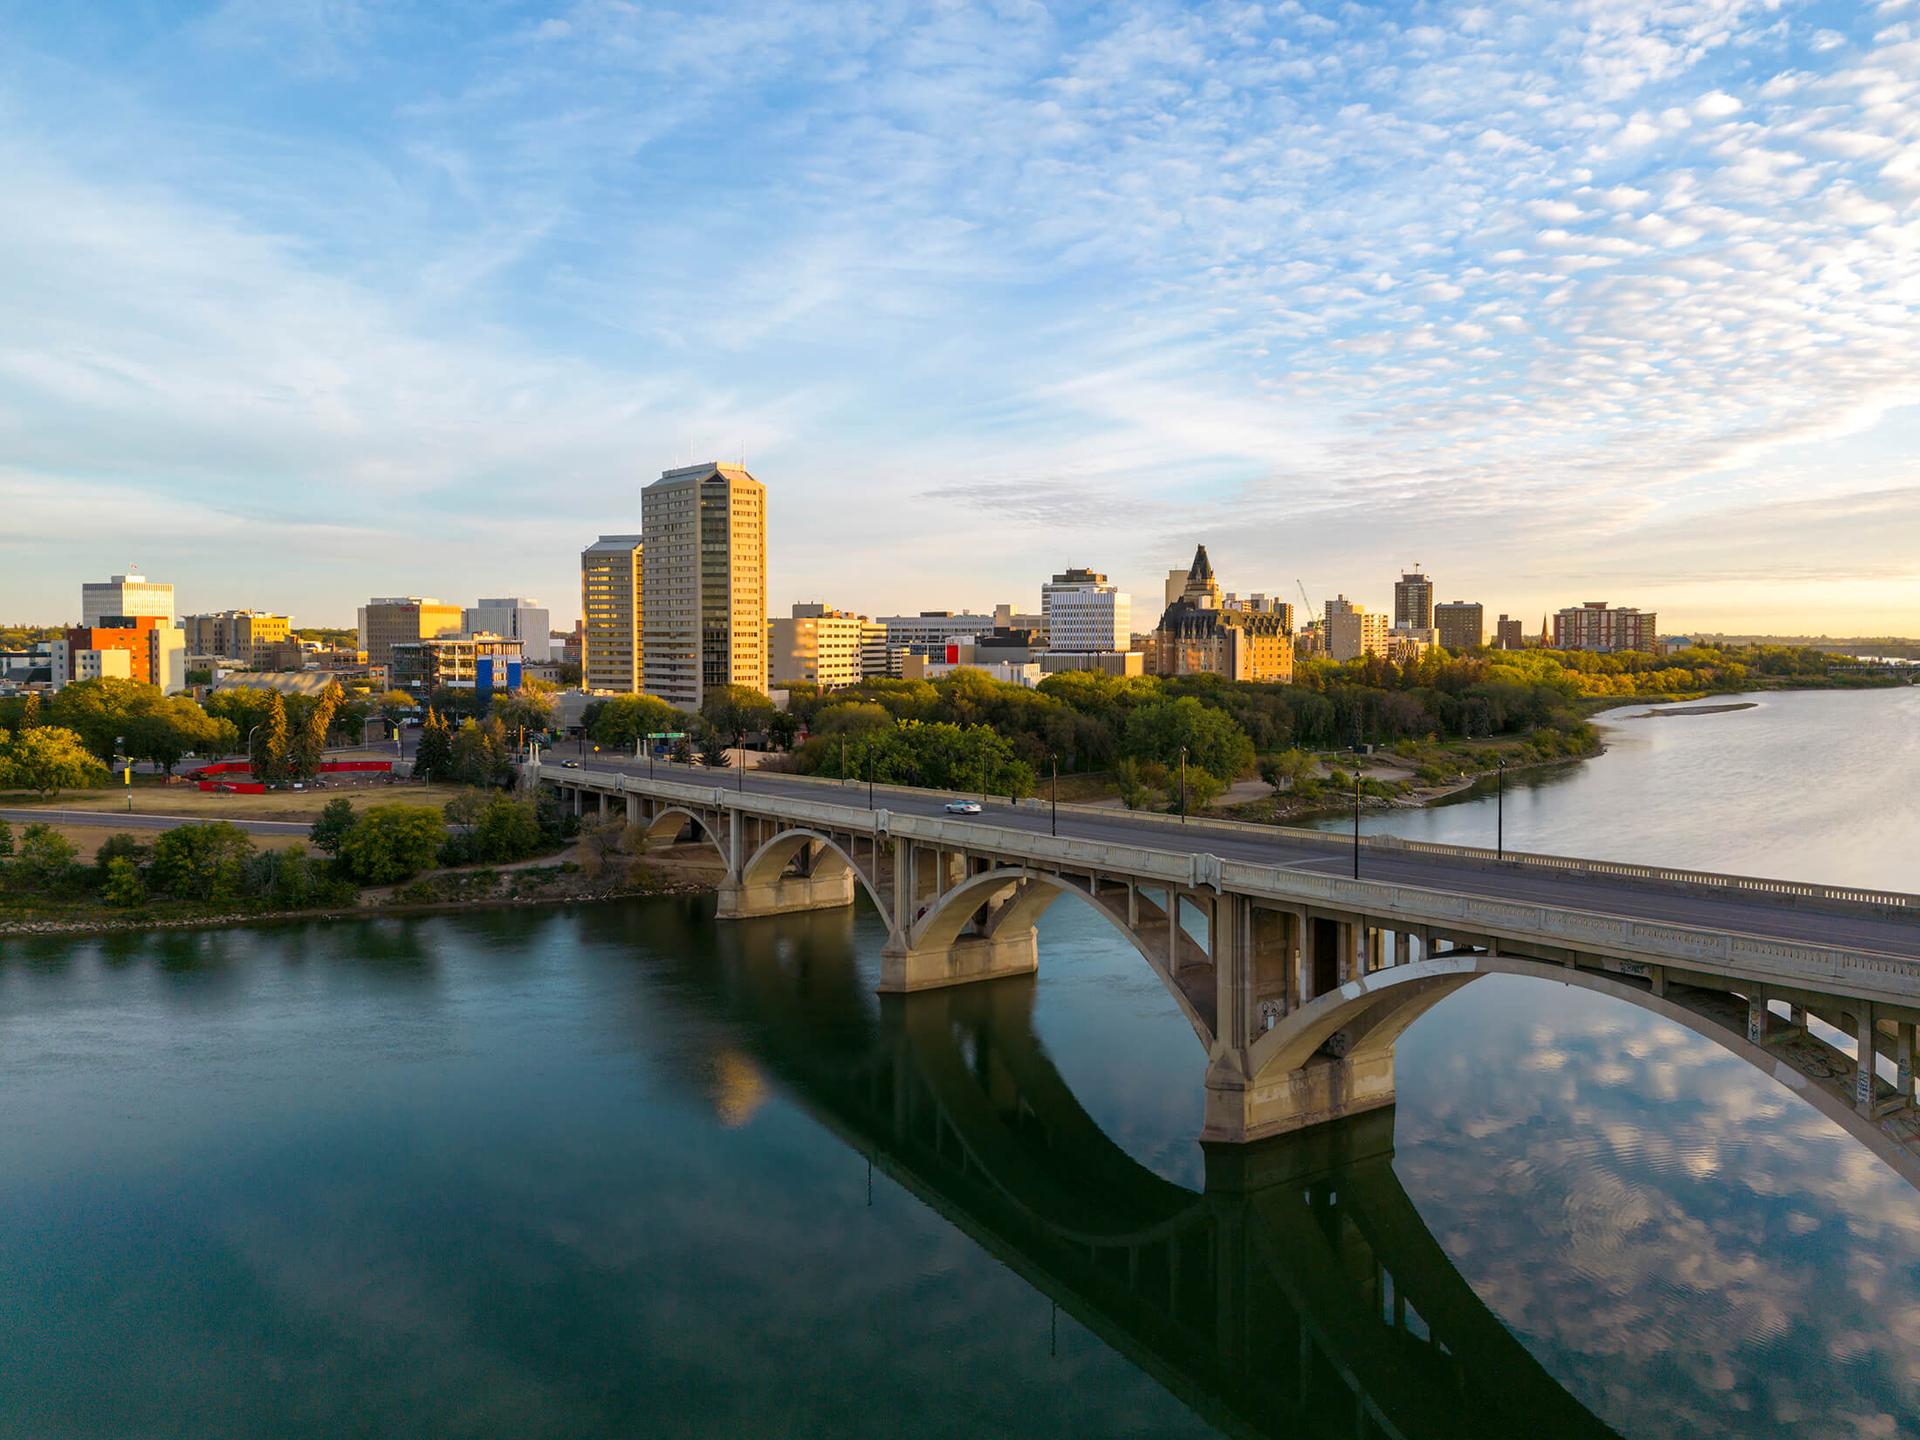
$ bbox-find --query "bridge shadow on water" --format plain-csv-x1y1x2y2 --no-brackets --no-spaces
617,901,1621,1440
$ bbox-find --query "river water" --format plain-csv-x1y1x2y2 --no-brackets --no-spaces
2,688,1917,1438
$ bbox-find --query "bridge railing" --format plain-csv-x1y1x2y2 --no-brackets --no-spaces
532,762,1919,920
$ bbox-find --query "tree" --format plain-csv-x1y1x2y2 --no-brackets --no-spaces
492,684,555,739
93,833,149,872
12,824,78,889
700,684,776,746
1259,748,1315,795
100,856,146,907
150,822,257,903
767,710,799,751
0,818,11,857
245,844,316,907
251,692,290,784
1113,757,1151,811
122,696,236,774
589,694,692,751
18,692,40,729
699,731,731,768
309,797,357,856
0,725,110,793
374,690,418,725
288,683,342,780
450,716,511,787
1174,768,1225,815
43,677,156,760
472,794,543,862
414,709,455,782
577,812,631,877
1122,698,1255,783
337,804,447,884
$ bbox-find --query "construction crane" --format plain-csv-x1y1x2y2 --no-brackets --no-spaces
1296,578,1316,621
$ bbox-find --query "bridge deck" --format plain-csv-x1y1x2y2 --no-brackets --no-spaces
553,757,1920,962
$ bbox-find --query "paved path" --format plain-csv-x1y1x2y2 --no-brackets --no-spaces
0,809,310,836
552,755,1920,960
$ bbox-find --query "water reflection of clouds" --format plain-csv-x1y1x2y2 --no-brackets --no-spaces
1396,975,1920,1439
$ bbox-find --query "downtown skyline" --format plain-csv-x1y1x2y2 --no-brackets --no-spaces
2,2,1919,634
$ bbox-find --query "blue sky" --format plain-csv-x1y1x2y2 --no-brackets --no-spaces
2,0,1917,633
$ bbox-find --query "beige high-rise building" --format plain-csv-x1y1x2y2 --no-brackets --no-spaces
1434,601,1485,652
581,536,645,693
356,597,464,667
769,604,867,690
82,571,174,627
1324,596,1389,662
642,462,767,709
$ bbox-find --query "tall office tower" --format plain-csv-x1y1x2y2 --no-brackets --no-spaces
82,570,174,627
1041,567,1132,652
580,537,644,693
465,598,553,663
641,462,767,710
1393,570,1434,630
1494,614,1525,650
1433,601,1485,652
356,597,465,667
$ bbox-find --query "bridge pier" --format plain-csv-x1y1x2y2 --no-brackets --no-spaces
878,927,1039,992
716,864,856,921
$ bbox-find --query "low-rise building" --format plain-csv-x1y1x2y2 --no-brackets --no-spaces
389,634,524,702
903,656,1043,688
1038,650,1144,677
876,611,994,672
181,610,292,667
53,615,186,692
1434,601,1484,652
1387,626,1435,663
1553,601,1658,654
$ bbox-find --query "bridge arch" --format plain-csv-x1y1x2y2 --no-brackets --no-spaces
907,867,1214,1048
640,805,727,863
741,828,888,918
1246,953,1920,1188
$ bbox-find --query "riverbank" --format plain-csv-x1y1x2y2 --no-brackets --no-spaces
0,844,727,940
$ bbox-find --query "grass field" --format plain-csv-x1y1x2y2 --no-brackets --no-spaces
0,780,443,823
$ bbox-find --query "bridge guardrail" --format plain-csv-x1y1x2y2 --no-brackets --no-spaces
533,766,1920,985
541,757,1918,916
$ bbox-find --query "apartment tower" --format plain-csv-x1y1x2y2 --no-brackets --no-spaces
641,463,767,709
580,537,644,693
1393,570,1434,630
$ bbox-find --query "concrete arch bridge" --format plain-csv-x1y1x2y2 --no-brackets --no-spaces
533,762,1920,1164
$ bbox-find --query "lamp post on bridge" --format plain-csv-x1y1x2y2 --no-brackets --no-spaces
1049,752,1058,838
867,749,875,810
1178,746,1187,823
1496,757,1505,859
1352,769,1361,880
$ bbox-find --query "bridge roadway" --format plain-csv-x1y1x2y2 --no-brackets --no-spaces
535,753,1920,1158
552,753,1919,960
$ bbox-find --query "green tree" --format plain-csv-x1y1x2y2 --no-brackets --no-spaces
699,731,731,768
374,690,418,725
700,684,776,746
100,856,146,907
0,817,12,857
12,823,78,889
43,677,155,760
766,710,799,751
93,833,149,873
450,716,511,787
1113,757,1151,810
287,683,342,780
414,709,454,782
1122,697,1255,782
337,804,447,884
1173,768,1225,814
492,684,556,739
473,795,543,862
0,725,111,793
150,822,257,903
122,695,236,774
1259,748,1315,795
309,797,357,856
251,692,290,784
18,692,40,729
245,844,315,907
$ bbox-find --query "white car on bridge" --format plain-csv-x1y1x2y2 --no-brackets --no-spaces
944,800,983,815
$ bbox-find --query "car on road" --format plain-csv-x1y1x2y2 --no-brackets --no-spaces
561,759,582,769
944,799,983,815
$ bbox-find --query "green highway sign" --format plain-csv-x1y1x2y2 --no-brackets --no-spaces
646,731,689,740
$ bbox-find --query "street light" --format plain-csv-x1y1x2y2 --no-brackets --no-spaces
1351,768,1362,880
738,738,746,792
1178,745,1188,822
868,749,876,810
1049,752,1058,838
1496,757,1506,860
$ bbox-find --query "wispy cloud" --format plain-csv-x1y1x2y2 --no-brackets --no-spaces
0,1,1916,629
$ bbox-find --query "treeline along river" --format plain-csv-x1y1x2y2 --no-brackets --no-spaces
0,686,1916,1437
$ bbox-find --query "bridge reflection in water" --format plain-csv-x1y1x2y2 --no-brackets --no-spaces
643,905,1620,1440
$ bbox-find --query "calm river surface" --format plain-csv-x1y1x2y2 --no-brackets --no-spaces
3,686,1918,1438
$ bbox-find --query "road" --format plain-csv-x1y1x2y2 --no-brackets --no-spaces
0,809,311,837
551,753,1920,961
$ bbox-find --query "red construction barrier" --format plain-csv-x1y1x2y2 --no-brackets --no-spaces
189,759,393,791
